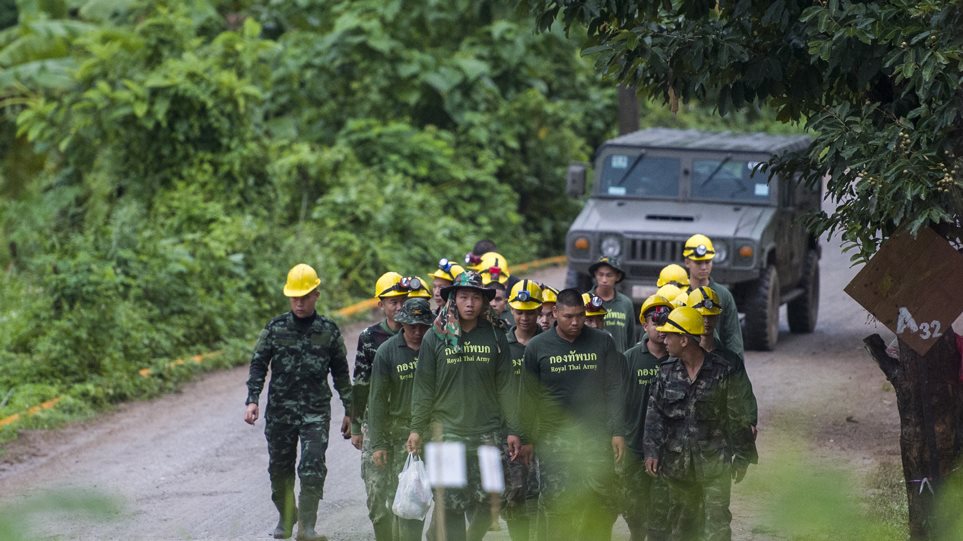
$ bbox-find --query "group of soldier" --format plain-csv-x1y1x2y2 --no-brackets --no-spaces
245,234,758,541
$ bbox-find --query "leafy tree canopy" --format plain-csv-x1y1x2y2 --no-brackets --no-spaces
527,0,963,262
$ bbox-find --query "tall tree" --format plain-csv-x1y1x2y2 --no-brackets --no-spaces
525,1,963,538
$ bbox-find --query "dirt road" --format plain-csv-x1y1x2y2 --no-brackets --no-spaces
0,238,905,540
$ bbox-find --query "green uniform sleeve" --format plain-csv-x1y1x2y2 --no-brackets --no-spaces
329,326,352,413
496,332,520,438
716,284,744,358
245,327,272,405
350,332,369,435
726,369,758,466
606,343,629,438
367,346,391,451
521,342,547,443
410,333,438,439
642,370,667,461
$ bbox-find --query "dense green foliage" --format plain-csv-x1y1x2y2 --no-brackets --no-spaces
527,0,963,262
0,0,621,426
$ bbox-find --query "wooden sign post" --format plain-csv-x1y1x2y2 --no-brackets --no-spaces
845,227,963,355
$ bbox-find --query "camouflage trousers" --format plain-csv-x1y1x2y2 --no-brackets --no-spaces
265,417,330,496
536,437,619,541
617,453,652,541
361,423,394,529
662,469,732,541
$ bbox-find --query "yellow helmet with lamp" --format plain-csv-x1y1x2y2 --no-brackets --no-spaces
540,284,559,305
479,252,510,285
374,271,407,299
581,292,608,317
687,286,722,316
283,263,321,297
508,279,543,311
683,234,716,261
639,294,673,325
405,276,433,299
431,258,465,283
656,306,706,336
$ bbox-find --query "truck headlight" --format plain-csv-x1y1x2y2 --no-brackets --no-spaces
713,241,728,264
600,235,622,257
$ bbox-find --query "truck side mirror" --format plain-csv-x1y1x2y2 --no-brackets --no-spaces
566,164,587,197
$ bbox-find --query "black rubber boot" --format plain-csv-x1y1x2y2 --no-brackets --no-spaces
296,490,327,541
271,475,297,539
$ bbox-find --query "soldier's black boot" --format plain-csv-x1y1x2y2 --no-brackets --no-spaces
271,475,297,539
296,489,327,541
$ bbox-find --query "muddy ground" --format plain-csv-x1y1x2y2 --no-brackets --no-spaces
0,235,911,540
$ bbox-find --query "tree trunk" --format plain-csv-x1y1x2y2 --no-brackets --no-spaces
864,331,961,540
617,85,639,135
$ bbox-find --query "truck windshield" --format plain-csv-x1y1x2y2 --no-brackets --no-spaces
598,153,680,198
691,158,773,203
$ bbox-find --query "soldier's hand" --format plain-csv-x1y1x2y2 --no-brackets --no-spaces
751,425,759,441
611,436,627,464
732,464,748,484
244,403,258,425
644,458,659,477
506,435,522,462
519,444,534,466
340,416,351,440
406,432,422,455
351,433,364,450
372,450,388,468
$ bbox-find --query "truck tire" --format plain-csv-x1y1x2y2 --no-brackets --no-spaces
744,266,780,351
565,265,593,292
788,250,820,333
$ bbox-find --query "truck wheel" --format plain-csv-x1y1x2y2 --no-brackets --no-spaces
788,250,819,333
565,265,593,292
744,266,780,351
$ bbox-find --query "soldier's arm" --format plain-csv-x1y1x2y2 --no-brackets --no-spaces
409,333,437,439
350,330,372,435
721,289,744,357
329,325,352,413
245,327,272,406
725,371,757,466
605,343,629,438
642,373,667,461
495,333,521,438
367,348,391,451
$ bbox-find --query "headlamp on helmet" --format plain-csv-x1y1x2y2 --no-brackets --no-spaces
438,258,454,273
400,276,422,291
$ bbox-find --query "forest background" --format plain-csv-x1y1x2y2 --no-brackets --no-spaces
0,0,794,436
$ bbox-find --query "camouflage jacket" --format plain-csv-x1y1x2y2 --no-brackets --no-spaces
643,351,755,480
350,320,398,434
245,312,351,424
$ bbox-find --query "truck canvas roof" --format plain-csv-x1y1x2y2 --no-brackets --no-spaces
604,128,810,155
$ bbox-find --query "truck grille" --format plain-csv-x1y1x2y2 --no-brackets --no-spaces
628,239,684,263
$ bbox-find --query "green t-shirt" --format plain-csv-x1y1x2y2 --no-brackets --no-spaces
591,288,637,353
410,319,517,439
368,332,420,451
623,339,666,456
522,325,627,444
707,279,743,359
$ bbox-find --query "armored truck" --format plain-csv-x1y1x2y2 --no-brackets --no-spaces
564,128,820,351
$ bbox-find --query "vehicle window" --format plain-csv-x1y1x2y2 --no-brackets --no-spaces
598,153,680,198
690,158,773,204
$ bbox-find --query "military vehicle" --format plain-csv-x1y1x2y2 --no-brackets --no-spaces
564,128,820,350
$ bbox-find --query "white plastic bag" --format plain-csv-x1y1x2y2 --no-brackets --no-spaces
392,452,433,520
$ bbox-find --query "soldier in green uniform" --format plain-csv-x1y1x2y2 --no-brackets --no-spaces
244,263,352,541
368,297,435,541
352,271,408,541
643,306,756,541
406,271,522,541
486,281,515,328
503,279,543,541
682,234,744,358
620,295,672,541
521,288,627,541
588,256,636,353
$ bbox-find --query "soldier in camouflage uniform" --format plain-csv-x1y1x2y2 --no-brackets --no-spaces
643,306,756,541
368,297,435,541
352,272,409,541
244,263,352,541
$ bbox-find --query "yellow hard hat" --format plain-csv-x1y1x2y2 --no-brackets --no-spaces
671,291,689,307
406,276,433,299
639,295,673,325
582,292,607,317
657,306,706,336
540,284,559,305
479,252,510,284
374,271,407,298
657,264,690,288
656,284,684,303
431,258,466,282
283,263,321,297
683,234,716,261
508,279,543,311
687,286,722,316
